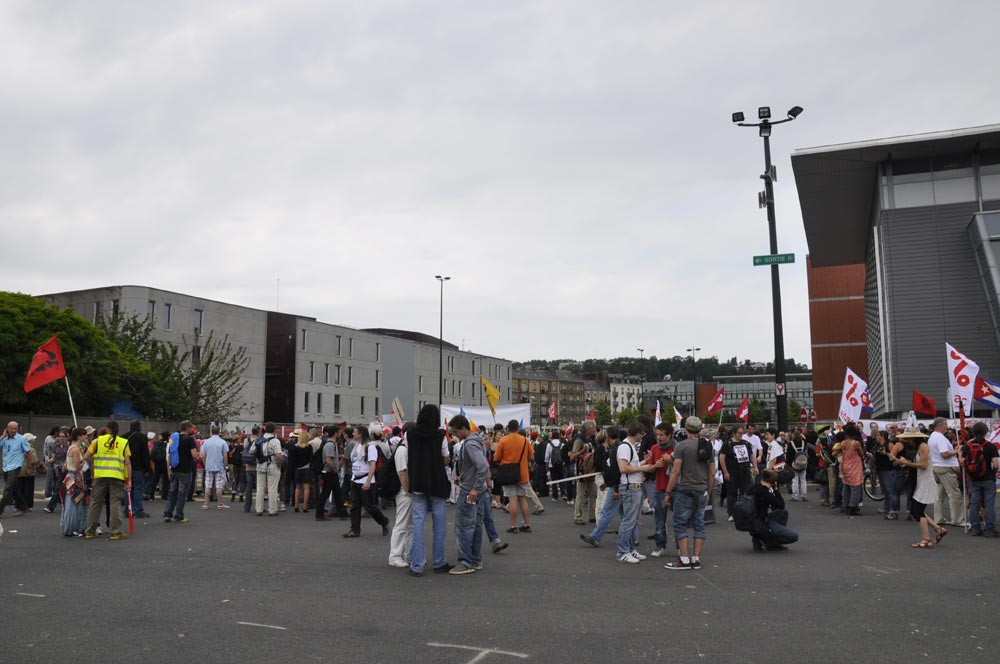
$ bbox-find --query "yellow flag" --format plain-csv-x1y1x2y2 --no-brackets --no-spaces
480,375,501,419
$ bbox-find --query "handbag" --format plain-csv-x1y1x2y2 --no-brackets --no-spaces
496,440,527,486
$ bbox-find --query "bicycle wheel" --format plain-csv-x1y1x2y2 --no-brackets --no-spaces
863,471,884,502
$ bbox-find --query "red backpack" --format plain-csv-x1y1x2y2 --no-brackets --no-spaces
965,442,991,480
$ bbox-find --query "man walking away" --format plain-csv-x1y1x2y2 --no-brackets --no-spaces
163,421,198,523
255,422,284,517
963,422,999,536
316,425,347,520
450,415,490,575
665,417,715,570
406,405,453,576
495,420,534,533
546,434,565,500
200,426,230,511
242,426,260,513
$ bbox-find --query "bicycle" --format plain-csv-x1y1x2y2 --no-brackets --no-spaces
862,454,884,502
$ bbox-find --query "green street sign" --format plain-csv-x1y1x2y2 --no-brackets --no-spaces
753,253,795,266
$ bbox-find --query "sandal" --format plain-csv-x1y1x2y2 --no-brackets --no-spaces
911,539,934,548
936,527,947,543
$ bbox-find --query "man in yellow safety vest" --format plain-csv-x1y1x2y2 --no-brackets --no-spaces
83,421,132,540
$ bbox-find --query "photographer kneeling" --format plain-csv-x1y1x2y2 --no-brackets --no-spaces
750,469,799,552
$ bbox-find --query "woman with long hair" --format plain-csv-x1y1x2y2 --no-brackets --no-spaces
60,428,88,536
891,427,946,548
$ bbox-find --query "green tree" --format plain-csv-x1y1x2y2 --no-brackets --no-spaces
747,397,767,426
593,400,612,426
0,292,122,416
615,406,638,426
787,398,804,427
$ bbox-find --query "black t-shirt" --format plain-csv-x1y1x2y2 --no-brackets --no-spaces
639,431,657,480
231,443,244,467
175,435,196,474
721,439,753,477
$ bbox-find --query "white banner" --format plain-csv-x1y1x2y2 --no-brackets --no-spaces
946,343,979,416
838,368,868,424
440,403,531,431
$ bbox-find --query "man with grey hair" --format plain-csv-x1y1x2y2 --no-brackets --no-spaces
569,421,598,524
928,417,963,526
0,421,31,517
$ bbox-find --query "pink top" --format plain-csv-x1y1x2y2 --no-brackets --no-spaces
841,443,863,486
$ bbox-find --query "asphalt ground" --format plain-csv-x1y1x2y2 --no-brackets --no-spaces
2,480,999,664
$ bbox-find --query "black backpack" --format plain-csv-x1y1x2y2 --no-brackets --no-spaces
602,441,634,488
253,435,268,464
732,493,757,532
696,437,712,463
151,438,167,464
309,440,327,475
549,441,564,469
378,444,403,500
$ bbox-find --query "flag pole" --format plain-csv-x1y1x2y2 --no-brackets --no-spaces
64,376,78,428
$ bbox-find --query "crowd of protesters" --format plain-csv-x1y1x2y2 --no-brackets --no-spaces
2,406,997,569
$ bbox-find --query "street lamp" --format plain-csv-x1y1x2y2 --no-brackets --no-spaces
637,348,644,414
732,104,803,432
686,346,700,415
435,275,450,408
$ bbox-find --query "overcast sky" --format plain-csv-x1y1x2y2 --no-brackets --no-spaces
3,1,998,365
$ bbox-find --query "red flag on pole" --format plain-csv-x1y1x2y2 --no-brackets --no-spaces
706,387,725,416
736,396,750,423
912,390,936,417
547,402,557,420
24,335,67,393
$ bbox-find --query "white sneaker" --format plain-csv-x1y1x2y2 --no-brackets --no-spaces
630,550,647,561
617,552,640,564
388,559,408,568
650,548,666,557
727,516,734,522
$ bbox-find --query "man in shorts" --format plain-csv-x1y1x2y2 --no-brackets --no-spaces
494,420,534,533
200,426,230,511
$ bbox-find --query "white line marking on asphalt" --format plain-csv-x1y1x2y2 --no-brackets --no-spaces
237,621,287,630
16,592,45,598
427,642,529,662
694,572,724,594
863,565,901,575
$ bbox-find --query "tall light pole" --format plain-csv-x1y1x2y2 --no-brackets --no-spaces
686,347,700,414
435,275,450,408
636,348,644,413
732,105,802,433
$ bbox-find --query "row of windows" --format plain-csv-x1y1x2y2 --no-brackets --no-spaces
307,362,377,389
880,155,1000,210
303,392,380,417
301,329,379,361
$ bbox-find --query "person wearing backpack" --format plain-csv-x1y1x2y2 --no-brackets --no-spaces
580,426,624,548
254,422,284,517
163,421,198,524
749,469,799,551
664,417,715,571
962,422,999,537
242,426,261,513
149,432,169,501
386,435,411,567
788,433,811,502
315,425,347,520
343,424,390,538
569,421,599,525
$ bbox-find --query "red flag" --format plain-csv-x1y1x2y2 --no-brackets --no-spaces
24,335,67,393
586,409,595,422
706,387,725,416
912,390,936,416
547,402,557,420
736,396,750,423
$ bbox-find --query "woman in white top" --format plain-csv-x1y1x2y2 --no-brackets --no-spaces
890,428,946,548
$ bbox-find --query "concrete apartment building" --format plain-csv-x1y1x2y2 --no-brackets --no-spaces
39,286,513,427
41,285,267,425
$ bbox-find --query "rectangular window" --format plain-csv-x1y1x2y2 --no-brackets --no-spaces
459,381,463,397
375,369,380,390
194,309,203,333
316,393,322,414
360,396,365,415
309,361,315,383
324,363,330,385
348,366,353,387
452,379,456,395
336,335,342,356
349,338,354,358
92,301,101,323
335,365,342,386
418,376,424,392
300,329,307,351
304,392,310,414
334,394,341,414
164,303,172,330
507,366,511,380
374,397,380,415
112,299,120,319
192,346,201,368
376,342,381,362
147,300,156,320
442,378,447,396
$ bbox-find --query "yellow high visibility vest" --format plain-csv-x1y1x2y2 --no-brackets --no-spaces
91,434,129,481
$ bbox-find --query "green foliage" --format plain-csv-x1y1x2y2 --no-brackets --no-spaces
787,398,804,426
747,397,767,425
615,406,639,426
0,292,122,415
593,400,612,426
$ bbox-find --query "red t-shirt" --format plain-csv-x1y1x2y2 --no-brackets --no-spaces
650,444,673,491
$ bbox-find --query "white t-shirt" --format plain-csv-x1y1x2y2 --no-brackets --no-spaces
743,433,762,460
617,439,642,485
928,431,958,467
767,440,785,469
351,443,379,483
394,444,408,474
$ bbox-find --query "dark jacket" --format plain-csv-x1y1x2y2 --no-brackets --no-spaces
751,483,785,521
407,427,451,498
127,431,150,473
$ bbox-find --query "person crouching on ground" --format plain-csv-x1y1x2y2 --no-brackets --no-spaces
750,469,799,551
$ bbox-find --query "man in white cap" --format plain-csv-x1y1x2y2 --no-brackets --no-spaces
664,416,715,571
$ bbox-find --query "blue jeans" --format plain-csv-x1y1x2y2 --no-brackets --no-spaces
481,493,499,542
163,472,192,520
969,479,997,532
617,485,643,556
243,471,257,512
880,469,900,512
764,509,799,545
590,487,623,542
410,493,447,573
455,491,484,567
672,490,707,542
129,472,146,516
653,489,668,549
